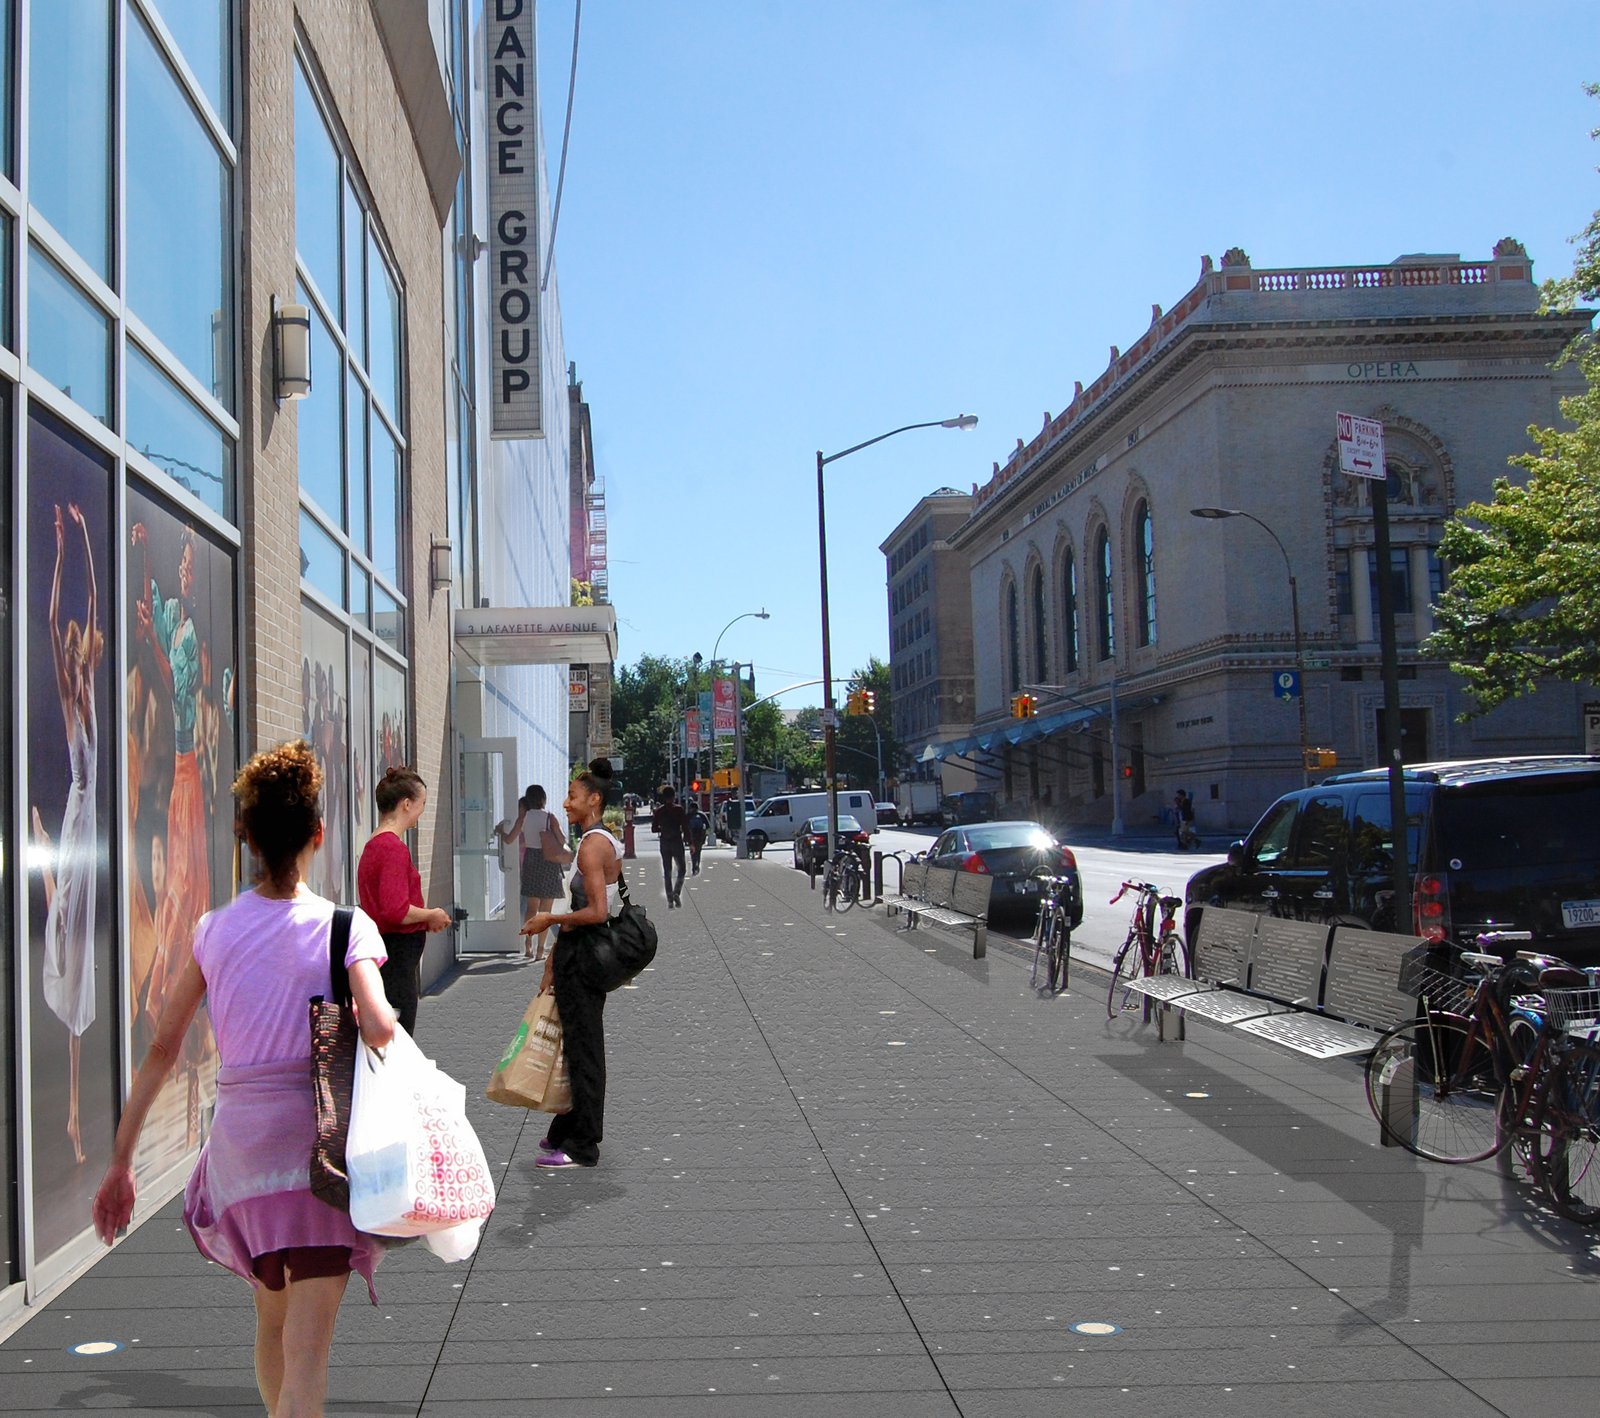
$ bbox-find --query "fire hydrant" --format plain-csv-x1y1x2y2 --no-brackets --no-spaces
623,802,637,859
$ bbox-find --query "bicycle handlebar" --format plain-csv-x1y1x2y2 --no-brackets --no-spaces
1109,879,1161,905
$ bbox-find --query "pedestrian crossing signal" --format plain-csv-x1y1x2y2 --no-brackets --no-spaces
1011,694,1037,720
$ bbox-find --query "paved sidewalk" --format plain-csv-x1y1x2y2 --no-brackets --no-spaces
5,844,1600,1415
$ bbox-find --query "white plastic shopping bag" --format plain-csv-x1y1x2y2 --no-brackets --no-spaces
346,1029,496,1237
423,1218,485,1263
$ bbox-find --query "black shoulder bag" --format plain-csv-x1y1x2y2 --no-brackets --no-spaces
309,907,357,1210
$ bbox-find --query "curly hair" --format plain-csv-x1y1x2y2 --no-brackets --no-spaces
374,765,427,815
233,739,323,886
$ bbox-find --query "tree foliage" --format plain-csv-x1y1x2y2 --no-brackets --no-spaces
1425,88,1600,714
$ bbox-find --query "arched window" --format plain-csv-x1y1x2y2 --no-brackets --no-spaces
1062,550,1079,674
1005,581,1021,694
1029,566,1048,684
1134,501,1156,647
1095,527,1114,661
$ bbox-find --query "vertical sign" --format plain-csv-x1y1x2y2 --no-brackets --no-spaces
487,0,542,438
713,677,737,737
698,690,714,746
569,666,590,713
685,712,700,753
1585,701,1600,755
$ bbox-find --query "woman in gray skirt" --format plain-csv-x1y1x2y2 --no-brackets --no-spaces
495,785,571,960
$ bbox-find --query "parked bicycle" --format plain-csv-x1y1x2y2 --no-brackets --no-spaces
1029,871,1075,994
820,847,865,913
1106,880,1190,1021
1362,930,1600,1223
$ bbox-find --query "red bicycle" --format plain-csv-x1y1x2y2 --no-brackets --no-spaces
1106,881,1190,1021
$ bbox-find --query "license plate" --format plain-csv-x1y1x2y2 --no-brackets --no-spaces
1012,880,1038,894
1562,899,1600,930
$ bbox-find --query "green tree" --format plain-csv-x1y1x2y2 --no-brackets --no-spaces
837,656,900,793
1426,91,1600,713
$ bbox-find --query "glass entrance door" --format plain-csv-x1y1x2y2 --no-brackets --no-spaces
456,737,520,956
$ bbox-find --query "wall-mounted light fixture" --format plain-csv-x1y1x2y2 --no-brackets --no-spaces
430,536,453,592
272,295,312,406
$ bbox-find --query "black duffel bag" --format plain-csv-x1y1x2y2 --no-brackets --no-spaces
586,878,659,991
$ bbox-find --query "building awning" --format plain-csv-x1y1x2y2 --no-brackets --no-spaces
453,606,618,666
916,694,1163,762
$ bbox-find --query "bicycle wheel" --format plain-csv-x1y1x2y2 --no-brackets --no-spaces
1106,934,1147,1020
1363,1015,1504,1163
1029,910,1049,989
1157,929,1191,979
1046,911,1071,993
1532,1041,1600,1224
836,860,860,912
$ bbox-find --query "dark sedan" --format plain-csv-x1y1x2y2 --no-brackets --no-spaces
793,814,871,873
924,820,1083,924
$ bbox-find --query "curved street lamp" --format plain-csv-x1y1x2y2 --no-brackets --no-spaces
818,416,977,864
708,610,770,849
1191,506,1310,786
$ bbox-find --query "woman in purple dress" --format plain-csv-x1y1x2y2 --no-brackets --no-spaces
93,740,396,1418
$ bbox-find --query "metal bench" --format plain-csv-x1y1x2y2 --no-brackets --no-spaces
1150,908,1419,1058
884,863,991,959
880,859,927,916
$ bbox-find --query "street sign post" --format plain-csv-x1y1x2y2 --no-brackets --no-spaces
1585,701,1600,755
1338,410,1409,931
1273,670,1302,702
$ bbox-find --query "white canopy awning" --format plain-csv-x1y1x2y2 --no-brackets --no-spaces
453,605,617,666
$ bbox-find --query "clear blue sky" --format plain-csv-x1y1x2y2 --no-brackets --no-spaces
535,0,1598,710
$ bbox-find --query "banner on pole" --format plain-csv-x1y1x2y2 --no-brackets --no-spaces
714,678,737,737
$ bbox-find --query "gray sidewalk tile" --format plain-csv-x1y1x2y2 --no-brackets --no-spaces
8,845,1600,1411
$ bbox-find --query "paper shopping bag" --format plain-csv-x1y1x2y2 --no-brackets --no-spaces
486,992,571,1113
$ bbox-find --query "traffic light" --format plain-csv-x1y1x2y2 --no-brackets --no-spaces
861,689,876,714
1011,693,1037,719
691,779,701,793
845,689,865,716
713,767,740,789
1304,747,1339,770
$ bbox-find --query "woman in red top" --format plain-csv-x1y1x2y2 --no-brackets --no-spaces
357,767,450,1034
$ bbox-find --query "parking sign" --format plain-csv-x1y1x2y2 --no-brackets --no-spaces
1586,701,1600,754
1337,411,1385,479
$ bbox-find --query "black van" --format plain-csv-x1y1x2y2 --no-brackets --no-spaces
1186,756,1600,966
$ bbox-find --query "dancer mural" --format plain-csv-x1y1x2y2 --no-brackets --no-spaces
127,486,236,1177
26,411,116,1264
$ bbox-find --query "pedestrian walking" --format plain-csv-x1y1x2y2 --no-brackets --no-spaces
520,758,624,1169
92,739,398,1418
494,785,572,958
358,766,451,1035
1173,787,1198,849
653,784,688,907
688,801,709,875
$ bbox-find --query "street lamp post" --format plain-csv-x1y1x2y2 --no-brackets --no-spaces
1191,507,1310,787
710,609,771,857
818,416,977,866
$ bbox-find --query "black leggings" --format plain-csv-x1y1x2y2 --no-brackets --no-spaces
378,932,425,1035
661,843,686,897
545,935,607,1165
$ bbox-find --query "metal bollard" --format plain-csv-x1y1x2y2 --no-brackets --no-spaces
1376,1053,1417,1148
623,818,637,860
873,851,884,905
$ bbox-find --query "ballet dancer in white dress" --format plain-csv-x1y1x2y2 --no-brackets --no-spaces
33,503,103,1166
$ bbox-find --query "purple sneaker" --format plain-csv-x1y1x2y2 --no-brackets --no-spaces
534,1146,583,1169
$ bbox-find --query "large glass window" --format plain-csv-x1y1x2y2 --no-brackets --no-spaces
1095,528,1115,661
29,0,112,277
0,0,13,179
1029,566,1048,684
1134,501,1156,648
1062,550,1079,674
127,9,233,407
29,246,112,425
293,60,340,307
149,0,233,128
1367,547,1411,619
295,52,409,814
127,343,232,516
1005,582,1020,695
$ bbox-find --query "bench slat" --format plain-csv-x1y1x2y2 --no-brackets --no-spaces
1176,991,1281,1025
950,871,994,918
1234,1011,1378,1059
1190,907,1257,987
1247,917,1329,1006
1324,927,1420,1031
1123,975,1207,1002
